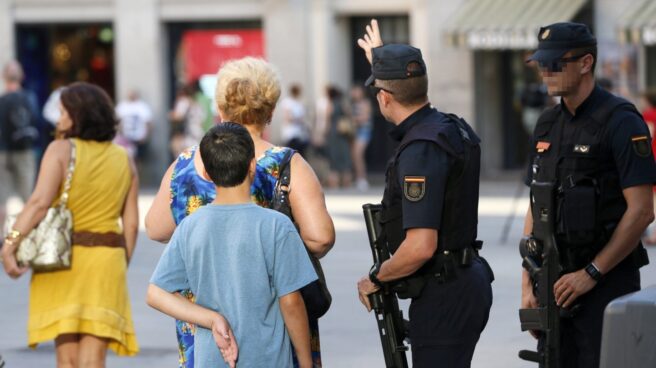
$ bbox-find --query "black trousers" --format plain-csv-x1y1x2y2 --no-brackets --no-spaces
409,257,494,368
538,261,641,368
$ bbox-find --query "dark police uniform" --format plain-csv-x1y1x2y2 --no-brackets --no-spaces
525,22,656,368
365,44,493,368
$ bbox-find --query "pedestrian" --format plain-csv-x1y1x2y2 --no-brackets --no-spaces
280,83,310,156
147,122,317,368
0,60,38,227
145,57,335,368
115,89,153,159
349,85,373,191
1,82,140,365
521,22,656,368
355,20,494,368
169,84,205,159
325,86,353,188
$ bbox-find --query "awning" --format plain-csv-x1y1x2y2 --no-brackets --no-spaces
444,0,588,50
617,0,656,46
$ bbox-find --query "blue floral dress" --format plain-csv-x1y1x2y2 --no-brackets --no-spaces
169,145,322,368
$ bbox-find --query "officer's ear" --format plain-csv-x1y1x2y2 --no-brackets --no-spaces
580,53,594,75
379,89,393,107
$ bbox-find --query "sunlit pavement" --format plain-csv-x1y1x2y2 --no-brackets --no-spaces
2,181,655,367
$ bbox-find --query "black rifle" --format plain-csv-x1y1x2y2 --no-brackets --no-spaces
518,181,562,367
362,203,409,368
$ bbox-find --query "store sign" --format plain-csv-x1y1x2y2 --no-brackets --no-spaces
466,29,538,50
182,29,265,82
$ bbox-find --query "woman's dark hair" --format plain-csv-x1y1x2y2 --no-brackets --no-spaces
60,82,118,141
199,122,255,187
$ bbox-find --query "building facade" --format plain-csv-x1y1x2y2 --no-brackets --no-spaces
0,0,652,179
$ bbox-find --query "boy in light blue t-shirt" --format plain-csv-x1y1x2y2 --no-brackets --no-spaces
147,122,317,368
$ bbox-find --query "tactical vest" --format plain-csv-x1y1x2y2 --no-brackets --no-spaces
380,110,481,273
531,93,649,271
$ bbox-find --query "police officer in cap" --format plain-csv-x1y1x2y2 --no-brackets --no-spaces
356,20,493,367
521,22,656,367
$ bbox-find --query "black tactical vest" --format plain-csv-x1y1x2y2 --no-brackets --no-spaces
380,110,481,270
531,93,648,271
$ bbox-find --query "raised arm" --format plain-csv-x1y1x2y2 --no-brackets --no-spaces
288,154,335,258
145,161,177,243
121,157,139,263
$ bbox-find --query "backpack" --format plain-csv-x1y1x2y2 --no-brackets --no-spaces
0,91,38,150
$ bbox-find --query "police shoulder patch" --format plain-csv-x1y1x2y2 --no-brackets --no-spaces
404,176,426,202
631,135,651,158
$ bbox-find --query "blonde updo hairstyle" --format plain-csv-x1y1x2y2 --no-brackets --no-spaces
215,57,281,128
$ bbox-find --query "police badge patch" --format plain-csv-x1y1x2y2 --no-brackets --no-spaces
404,176,426,202
631,135,651,158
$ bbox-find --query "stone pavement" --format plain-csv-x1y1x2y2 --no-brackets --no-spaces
1,180,655,367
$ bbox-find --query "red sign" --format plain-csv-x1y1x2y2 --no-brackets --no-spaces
181,29,265,82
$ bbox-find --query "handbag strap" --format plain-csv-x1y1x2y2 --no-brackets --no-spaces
58,139,76,207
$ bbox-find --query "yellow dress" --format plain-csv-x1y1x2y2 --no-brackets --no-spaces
27,138,139,356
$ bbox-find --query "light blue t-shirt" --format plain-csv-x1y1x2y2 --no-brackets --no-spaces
150,203,318,368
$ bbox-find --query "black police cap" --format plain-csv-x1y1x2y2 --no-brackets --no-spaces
365,44,427,86
526,22,597,64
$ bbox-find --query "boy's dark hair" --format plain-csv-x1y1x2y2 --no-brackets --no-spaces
199,122,255,187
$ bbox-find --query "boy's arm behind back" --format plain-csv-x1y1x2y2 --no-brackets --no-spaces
279,291,312,368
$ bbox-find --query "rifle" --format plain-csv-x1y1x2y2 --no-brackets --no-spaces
518,181,562,367
362,203,409,368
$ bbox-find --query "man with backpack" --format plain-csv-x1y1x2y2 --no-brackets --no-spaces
0,60,38,226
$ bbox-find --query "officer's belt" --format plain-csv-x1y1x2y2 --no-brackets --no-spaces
423,243,481,283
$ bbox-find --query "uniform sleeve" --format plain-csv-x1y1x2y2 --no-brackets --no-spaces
608,111,656,189
272,224,318,297
149,225,189,293
397,141,452,230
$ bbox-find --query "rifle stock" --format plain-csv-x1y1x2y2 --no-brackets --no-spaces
518,181,562,368
362,204,409,368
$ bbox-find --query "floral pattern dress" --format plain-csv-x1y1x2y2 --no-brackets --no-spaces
169,145,322,368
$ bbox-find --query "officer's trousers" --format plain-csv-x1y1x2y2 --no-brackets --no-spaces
409,257,493,368
538,260,640,368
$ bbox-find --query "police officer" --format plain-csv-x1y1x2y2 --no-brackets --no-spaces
356,20,493,368
521,22,656,368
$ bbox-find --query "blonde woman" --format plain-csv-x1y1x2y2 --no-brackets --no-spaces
2,82,139,367
146,57,335,368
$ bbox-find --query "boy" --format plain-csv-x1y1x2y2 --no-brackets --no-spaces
147,122,317,367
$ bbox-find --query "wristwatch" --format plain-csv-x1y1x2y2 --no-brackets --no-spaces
584,262,602,282
369,264,383,287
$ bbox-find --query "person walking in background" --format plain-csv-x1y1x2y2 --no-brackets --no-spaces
349,85,372,191
325,86,353,189
148,122,316,368
640,89,656,245
281,84,310,156
146,57,335,368
115,89,153,159
0,60,38,228
1,82,140,366
169,84,206,159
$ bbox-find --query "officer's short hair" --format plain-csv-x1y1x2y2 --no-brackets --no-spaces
199,122,255,188
572,45,597,73
377,62,428,106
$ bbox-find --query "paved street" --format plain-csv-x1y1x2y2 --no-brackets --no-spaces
2,180,656,367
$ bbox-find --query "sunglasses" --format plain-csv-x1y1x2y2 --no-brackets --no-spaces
369,85,394,96
538,53,588,73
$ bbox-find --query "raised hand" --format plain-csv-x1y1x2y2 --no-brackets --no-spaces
357,19,384,65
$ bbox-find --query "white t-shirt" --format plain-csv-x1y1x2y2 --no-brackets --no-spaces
280,97,308,142
116,99,153,142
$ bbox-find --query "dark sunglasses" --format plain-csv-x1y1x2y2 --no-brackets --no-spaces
369,85,394,95
539,53,589,73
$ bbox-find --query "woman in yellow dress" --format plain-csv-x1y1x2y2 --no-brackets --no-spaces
1,82,139,367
